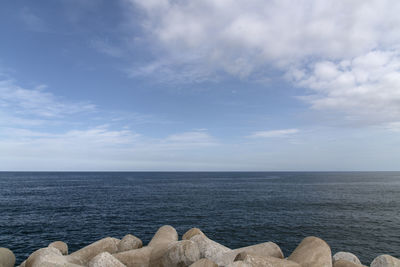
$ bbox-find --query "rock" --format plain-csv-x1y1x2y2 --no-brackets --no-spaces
88,252,126,267
189,234,231,265
233,252,301,267
182,228,206,240
333,252,361,265
148,225,179,267
38,262,84,267
118,234,143,252
67,237,120,265
371,255,400,267
49,241,69,255
333,259,366,267
287,236,332,267
226,261,251,267
189,258,218,267
161,240,201,267
0,247,16,267
113,246,153,267
25,247,67,267
18,260,26,267
219,241,284,265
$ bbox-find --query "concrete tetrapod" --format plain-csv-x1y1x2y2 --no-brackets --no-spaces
49,241,69,255
333,252,362,265
113,246,153,267
0,247,15,267
161,240,201,267
189,258,218,267
333,259,366,267
118,234,143,252
88,252,126,267
148,225,179,267
67,237,120,265
232,252,301,267
287,236,332,267
189,234,231,266
218,241,284,265
370,255,400,267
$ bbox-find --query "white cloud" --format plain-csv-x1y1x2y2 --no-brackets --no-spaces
128,0,400,126
91,39,123,58
249,129,299,138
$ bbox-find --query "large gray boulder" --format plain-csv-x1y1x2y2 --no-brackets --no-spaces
287,236,332,267
118,234,143,252
219,241,284,265
161,240,201,267
113,246,153,267
0,247,15,267
88,252,126,267
231,252,300,267
148,225,179,267
333,259,366,267
370,255,400,267
189,234,231,266
49,241,69,255
333,252,361,265
67,237,120,265
189,258,218,267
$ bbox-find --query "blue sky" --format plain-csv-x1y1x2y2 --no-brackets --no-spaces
1,0,400,171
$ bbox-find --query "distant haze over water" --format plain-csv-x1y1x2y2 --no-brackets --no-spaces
0,172,399,265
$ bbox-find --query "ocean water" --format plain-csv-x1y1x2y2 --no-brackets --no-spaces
0,172,399,265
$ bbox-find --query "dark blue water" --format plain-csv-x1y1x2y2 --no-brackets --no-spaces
1,172,399,265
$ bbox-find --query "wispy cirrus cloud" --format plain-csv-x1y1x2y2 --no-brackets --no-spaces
20,7,48,32
248,129,299,138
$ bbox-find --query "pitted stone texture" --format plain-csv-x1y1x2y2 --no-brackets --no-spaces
113,246,152,267
161,240,201,267
189,258,218,267
333,259,366,267
49,241,69,255
0,247,16,267
67,237,119,265
287,236,332,267
89,252,126,267
371,255,400,267
182,228,206,240
118,234,143,252
190,234,231,266
333,252,361,265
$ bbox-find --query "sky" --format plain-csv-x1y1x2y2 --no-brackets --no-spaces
1,0,400,171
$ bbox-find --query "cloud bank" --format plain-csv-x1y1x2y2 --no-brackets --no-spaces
129,0,400,125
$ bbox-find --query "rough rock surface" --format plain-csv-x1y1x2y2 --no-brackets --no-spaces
148,225,179,267
113,246,153,267
333,252,361,265
371,255,400,267
67,237,120,265
233,252,301,267
88,252,126,267
49,241,69,255
333,259,366,267
189,258,218,267
182,228,205,240
0,247,16,267
118,234,143,252
287,236,332,267
190,234,231,266
161,240,201,267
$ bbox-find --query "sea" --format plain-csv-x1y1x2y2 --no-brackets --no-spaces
0,172,399,265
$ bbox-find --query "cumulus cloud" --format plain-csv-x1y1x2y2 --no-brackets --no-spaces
128,0,400,126
249,129,299,138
